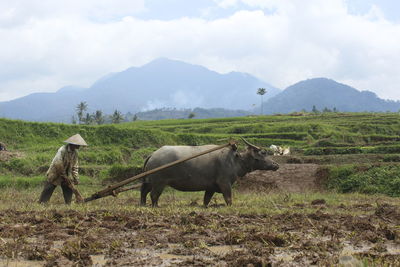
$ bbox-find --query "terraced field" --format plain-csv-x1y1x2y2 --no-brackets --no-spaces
1,113,400,266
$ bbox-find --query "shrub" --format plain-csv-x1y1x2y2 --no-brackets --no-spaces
0,175,94,188
304,147,363,155
0,176,44,188
4,158,37,176
382,154,400,162
99,164,142,184
327,165,400,197
81,150,124,165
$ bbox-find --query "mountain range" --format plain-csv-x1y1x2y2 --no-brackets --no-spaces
0,58,278,122
0,58,399,122
262,78,400,114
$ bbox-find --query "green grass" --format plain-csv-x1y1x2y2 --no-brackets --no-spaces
2,112,400,196
0,175,98,189
1,186,397,216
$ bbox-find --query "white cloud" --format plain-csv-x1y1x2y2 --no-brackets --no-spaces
0,0,400,102
214,0,239,9
0,0,146,26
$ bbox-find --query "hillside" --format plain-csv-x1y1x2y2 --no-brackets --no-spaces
2,112,400,185
2,114,400,266
133,107,251,120
0,58,279,122
262,78,400,114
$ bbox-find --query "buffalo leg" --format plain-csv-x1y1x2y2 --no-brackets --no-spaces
150,185,165,207
203,190,215,207
218,183,232,206
140,183,152,206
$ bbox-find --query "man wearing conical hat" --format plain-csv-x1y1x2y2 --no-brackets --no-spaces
39,134,87,204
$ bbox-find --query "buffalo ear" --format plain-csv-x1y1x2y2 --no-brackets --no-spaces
231,143,238,151
230,143,237,151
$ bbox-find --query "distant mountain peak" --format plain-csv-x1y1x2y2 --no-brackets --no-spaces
0,58,280,122
290,77,343,87
142,57,209,73
146,57,177,64
57,85,86,93
262,77,399,114
144,57,190,67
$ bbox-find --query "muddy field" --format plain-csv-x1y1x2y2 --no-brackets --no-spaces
0,187,399,267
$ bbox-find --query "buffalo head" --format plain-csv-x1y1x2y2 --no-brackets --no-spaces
240,138,279,172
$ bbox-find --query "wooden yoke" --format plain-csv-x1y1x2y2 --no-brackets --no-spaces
84,141,237,203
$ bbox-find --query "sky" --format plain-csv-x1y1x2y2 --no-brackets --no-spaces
0,0,400,101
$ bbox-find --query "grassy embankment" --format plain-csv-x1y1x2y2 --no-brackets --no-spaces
1,113,400,266
1,112,400,196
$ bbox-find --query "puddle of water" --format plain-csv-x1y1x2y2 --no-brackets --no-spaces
52,240,64,249
338,255,363,266
274,253,294,262
25,238,37,243
91,255,107,267
271,247,301,263
207,245,241,255
339,244,370,267
341,243,371,255
386,243,400,255
0,259,45,267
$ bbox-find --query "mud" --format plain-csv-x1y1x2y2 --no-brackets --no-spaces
237,164,323,193
1,201,399,266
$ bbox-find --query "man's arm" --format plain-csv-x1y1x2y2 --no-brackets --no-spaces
71,154,79,185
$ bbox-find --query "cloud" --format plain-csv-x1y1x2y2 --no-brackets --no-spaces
0,0,146,26
141,90,205,111
0,0,400,102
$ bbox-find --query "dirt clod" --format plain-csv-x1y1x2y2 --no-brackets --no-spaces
311,199,326,205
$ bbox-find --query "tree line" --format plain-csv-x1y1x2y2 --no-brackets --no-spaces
72,101,137,125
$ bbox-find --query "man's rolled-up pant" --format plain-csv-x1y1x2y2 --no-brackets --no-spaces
39,180,73,204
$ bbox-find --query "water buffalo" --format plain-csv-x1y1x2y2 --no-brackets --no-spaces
140,139,279,207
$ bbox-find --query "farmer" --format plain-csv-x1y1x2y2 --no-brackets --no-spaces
38,134,87,204
0,142,6,151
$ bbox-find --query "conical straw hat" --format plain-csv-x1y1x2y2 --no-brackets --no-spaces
64,134,88,146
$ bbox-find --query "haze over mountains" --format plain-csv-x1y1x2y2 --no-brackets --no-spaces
0,58,399,122
0,58,278,122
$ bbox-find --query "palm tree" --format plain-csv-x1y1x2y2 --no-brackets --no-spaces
76,101,88,124
111,110,124,124
94,110,104,125
85,113,94,125
257,88,267,115
71,115,77,124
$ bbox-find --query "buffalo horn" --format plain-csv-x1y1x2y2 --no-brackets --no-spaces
240,137,260,150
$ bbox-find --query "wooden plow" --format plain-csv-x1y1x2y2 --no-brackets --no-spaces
83,141,237,203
